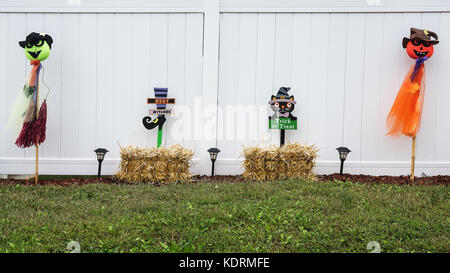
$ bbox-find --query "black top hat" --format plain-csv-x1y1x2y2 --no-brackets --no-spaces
19,32,53,49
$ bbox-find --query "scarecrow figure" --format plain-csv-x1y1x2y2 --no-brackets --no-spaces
10,32,53,147
7,32,53,184
386,27,439,181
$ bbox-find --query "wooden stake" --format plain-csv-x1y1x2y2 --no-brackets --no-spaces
35,75,39,185
410,136,416,182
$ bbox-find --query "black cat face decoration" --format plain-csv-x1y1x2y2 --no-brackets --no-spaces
270,94,295,116
268,87,297,130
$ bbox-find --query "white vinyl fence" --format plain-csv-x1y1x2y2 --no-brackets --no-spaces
1,0,450,176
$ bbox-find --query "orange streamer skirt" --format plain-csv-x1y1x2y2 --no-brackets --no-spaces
386,64,425,138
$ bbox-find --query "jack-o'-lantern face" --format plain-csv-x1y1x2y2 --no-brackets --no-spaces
406,38,434,59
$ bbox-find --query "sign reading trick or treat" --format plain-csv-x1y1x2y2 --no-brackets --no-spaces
142,88,175,148
268,87,297,130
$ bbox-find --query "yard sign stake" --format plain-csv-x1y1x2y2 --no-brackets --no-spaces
35,78,39,185
411,136,416,181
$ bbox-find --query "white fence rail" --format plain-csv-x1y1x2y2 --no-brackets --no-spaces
1,0,450,176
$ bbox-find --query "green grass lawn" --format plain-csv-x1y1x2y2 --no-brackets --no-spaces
0,179,448,253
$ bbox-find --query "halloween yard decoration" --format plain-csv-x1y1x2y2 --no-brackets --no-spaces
268,87,297,146
242,143,318,181
116,145,194,183
142,88,175,148
7,32,53,185
386,28,439,181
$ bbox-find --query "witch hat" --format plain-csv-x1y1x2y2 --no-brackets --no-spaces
402,28,439,48
268,87,296,104
275,87,290,99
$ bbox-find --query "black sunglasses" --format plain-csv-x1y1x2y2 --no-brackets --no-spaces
411,38,432,47
26,39,44,48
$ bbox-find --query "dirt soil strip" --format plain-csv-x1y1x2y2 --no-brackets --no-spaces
0,174,448,186
317,174,450,186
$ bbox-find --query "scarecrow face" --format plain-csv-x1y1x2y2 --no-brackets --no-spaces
19,32,53,62
24,40,51,61
406,38,434,59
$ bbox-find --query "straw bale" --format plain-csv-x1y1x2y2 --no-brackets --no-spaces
116,144,194,183
242,143,318,181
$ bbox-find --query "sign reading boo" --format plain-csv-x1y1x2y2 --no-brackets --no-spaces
268,87,297,130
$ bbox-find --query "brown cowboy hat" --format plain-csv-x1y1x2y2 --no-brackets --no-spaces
402,27,439,48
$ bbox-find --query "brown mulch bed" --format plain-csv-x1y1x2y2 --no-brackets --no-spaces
0,174,448,186
0,175,243,187
191,175,243,183
317,173,450,186
0,177,121,187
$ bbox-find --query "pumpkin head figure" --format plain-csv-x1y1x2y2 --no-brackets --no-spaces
386,27,439,139
402,28,439,59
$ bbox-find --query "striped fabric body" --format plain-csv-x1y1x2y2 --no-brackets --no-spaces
154,88,168,109
24,61,42,123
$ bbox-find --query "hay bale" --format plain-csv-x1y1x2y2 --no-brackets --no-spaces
242,143,318,181
116,144,194,183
